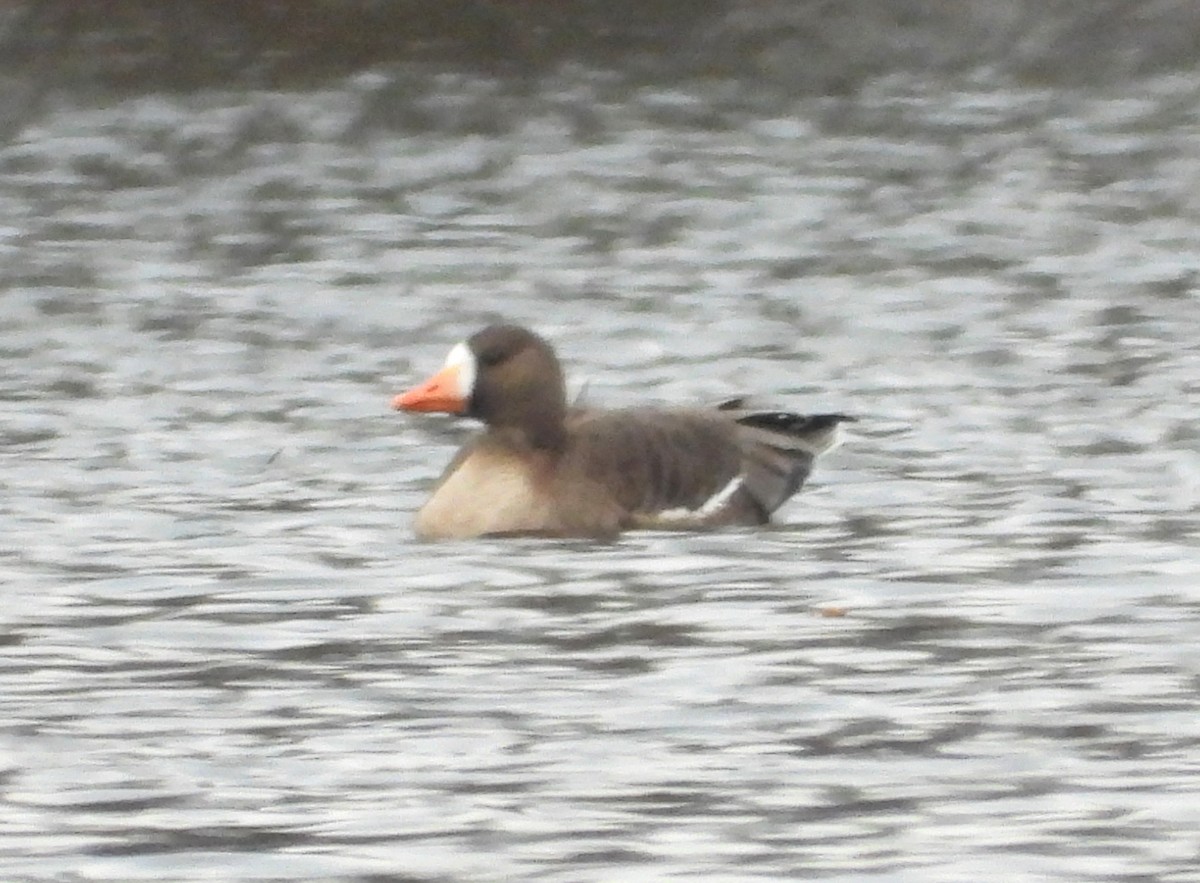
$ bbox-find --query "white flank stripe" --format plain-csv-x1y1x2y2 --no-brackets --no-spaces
698,475,744,515
655,476,743,523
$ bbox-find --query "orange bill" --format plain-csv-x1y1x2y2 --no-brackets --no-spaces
392,364,467,413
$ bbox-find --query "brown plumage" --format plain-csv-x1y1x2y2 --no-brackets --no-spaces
392,324,854,540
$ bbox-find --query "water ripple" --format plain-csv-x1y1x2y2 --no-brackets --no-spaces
1,67,1198,883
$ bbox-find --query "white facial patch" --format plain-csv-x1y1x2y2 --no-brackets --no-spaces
444,341,477,400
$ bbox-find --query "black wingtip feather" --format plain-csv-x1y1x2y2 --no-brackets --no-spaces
734,412,856,433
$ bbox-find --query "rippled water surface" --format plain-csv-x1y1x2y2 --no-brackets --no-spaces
2,67,1199,881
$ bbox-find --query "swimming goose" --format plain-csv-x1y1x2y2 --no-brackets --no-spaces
393,324,853,540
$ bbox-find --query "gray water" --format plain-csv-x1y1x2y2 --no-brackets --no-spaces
2,67,1199,881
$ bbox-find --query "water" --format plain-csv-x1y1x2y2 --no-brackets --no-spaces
1,65,1199,881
